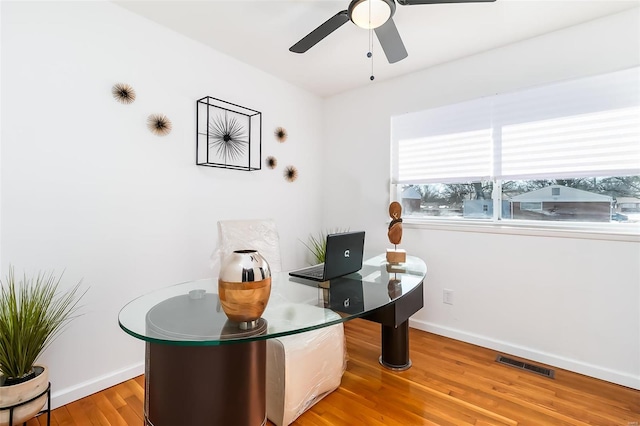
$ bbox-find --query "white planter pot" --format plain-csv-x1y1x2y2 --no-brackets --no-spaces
0,366,49,426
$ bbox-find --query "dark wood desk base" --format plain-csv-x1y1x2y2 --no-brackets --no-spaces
379,321,412,370
363,281,424,370
142,280,424,425
144,341,266,426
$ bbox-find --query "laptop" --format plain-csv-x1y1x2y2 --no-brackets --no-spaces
289,231,365,281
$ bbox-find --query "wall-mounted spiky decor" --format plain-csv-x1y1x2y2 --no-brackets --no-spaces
147,114,172,136
112,83,136,104
266,156,277,169
284,165,298,182
208,111,248,163
274,127,288,143
196,96,262,171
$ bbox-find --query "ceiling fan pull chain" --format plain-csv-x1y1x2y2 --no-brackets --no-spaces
366,3,374,83
369,45,375,80
367,1,374,81
369,28,375,81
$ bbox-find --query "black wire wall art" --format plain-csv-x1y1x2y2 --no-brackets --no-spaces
274,127,288,143
209,111,247,163
147,113,172,136
196,96,262,171
112,83,136,104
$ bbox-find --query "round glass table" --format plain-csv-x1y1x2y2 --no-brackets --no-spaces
119,254,426,426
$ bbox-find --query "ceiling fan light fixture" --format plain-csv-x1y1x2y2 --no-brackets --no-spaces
349,0,395,29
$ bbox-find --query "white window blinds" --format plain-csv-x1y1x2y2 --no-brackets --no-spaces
392,97,493,184
496,67,640,180
391,67,640,184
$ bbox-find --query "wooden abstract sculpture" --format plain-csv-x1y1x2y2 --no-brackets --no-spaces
386,201,407,264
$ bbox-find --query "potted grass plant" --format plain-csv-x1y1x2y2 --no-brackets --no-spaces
302,228,349,265
0,267,86,425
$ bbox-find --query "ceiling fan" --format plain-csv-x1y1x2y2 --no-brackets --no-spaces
290,0,497,64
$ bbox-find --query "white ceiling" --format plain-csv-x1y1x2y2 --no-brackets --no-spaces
113,0,640,98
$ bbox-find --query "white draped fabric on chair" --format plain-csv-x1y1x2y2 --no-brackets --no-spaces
216,219,346,426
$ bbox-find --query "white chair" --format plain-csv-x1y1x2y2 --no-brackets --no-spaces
216,219,346,426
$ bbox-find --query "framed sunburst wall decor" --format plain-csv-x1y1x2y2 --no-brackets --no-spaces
196,96,262,171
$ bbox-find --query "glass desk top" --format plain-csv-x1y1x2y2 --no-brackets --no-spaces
118,254,427,345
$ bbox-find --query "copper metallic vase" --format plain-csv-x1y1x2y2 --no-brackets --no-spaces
218,250,272,330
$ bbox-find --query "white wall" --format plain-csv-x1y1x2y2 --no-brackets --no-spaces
2,0,639,410
323,8,640,389
0,1,326,407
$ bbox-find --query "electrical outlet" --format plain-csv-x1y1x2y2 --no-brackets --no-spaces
443,289,454,305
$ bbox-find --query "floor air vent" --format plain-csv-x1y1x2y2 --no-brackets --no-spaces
496,355,555,378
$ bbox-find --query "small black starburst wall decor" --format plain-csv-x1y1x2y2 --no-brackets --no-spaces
284,165,298,183
147,113,172,136
111,82,136,104
196,96,262,171
266,156,278,169
274,127,288,143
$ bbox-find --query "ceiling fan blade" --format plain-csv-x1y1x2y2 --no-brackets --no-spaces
290,10,350,54
397,0,495,5
374,18,408,64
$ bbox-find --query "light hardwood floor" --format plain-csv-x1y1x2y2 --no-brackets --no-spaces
26,319,640,425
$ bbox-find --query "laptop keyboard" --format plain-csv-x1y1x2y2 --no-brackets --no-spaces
295,264,325,279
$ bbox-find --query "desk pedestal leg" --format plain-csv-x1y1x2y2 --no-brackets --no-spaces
145,341,266,426
379,320,412,371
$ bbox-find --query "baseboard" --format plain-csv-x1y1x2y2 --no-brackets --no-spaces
409,319,640,391
50,362,145,409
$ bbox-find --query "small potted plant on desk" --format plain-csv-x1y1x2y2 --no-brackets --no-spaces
0,267,86,425
302,228,349,265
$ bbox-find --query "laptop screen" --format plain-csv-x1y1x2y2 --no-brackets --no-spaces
289,231,365,281
322,231,365,280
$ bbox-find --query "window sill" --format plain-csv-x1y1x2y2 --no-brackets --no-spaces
402,218,640,242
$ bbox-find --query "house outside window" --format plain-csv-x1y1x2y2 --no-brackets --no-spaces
511,186,612,222
617,198,640,213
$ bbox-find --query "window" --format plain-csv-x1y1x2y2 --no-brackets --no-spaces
520,202,542,212
391,68,640,227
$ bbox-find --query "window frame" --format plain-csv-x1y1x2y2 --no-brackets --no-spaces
391,183,640,242
391,179,640,242
399,214,640,242
390,68,640,242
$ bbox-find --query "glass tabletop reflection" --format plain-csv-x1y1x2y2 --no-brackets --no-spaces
118,254,426,345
